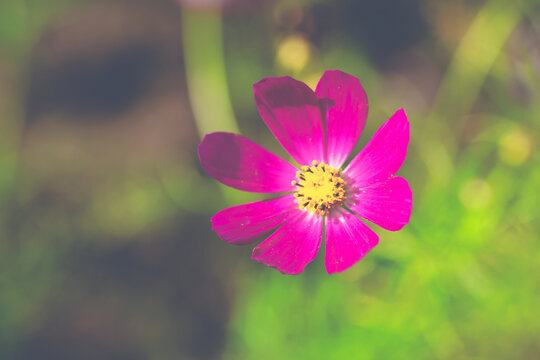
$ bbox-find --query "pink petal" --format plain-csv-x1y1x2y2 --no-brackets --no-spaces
347,177,412,231
344,109,409,187
325,208,379,274
211,195,300,245
254,76,325,166
252,212,323,274
198,132,298,193
315,70,368,168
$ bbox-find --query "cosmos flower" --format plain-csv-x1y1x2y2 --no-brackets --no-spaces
198,70,412,274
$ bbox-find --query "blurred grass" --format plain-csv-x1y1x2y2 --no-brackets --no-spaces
0,0,72,353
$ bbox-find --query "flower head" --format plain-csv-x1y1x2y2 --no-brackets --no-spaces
198,70,412,274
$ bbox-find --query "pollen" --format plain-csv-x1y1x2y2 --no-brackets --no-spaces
292,160,347,216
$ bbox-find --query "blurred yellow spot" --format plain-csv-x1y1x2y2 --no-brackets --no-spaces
459,178,492,210
276,34,311,72
498,128,532,166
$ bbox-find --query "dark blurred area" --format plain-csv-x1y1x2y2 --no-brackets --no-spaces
1,0,539,359
5,1,225,359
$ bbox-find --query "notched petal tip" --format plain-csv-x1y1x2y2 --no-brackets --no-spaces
198,131,226,155
211,195,299,246
395,107,407,117
253,75,319,107
315,70,369,168
344,108,410,186
393,108,409,127
198,132,298,193
347,176,413,232
319,69,361,83
253,74,326,165
387,177,413,231
252,213,323,275
253,75,295,90
324,209,379,274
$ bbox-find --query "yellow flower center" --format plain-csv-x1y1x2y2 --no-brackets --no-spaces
292,160,347,216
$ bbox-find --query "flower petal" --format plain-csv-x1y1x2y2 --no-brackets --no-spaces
254,76,325,166
344,109,409,187
211,195,299,245
315,70,368,168
347,176,412,231
198,132,298,193
325,208,379,274
252,212,322,274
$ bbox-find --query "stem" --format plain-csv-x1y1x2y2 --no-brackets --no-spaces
180,5,239,139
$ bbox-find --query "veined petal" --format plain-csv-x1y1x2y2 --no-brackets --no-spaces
198,132,298,193
252,212,323,274
347,176,412,231
254,76,325,166
344,109,409,187
325,208,379,274
315,70,368,168
211,195,299,245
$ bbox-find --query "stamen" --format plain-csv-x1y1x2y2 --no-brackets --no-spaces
292,161,347,215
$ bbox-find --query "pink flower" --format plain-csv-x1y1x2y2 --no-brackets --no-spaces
198,70,412,274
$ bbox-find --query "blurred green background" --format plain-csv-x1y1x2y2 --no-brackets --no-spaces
0,0,539,359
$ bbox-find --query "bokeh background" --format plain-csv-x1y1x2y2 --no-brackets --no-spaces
1,0,539,359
